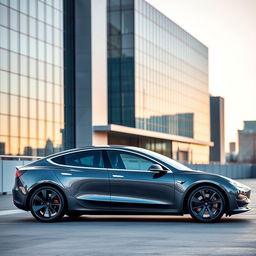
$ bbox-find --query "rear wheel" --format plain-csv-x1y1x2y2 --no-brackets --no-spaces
188,185,226,223
30,186,65,222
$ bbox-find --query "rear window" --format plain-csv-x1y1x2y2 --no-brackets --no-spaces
51,150,104,168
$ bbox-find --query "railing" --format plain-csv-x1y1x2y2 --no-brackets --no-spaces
0,155,42,160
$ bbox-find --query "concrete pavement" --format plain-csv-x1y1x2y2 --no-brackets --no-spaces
0,179,255,256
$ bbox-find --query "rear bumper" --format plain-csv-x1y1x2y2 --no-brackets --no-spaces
12,188,27,211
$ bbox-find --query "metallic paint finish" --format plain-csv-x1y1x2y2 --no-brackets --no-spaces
13,146,251,219
54,167,110,210
109,169,175,210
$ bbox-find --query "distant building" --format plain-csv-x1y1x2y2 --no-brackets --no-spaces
238,121,256,163
0,142,5,155
23,146,33,156
229,142,236,153
226,142,237,163
210,96,225,163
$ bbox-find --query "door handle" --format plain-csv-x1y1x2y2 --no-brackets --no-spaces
112,175,124,178
61,172,72,176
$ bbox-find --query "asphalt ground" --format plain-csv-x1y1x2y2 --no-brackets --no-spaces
0,179,255,256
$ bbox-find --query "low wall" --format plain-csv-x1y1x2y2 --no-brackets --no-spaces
250,165,256,178
186,163,255,179
0,159,256,193
0,158,38,194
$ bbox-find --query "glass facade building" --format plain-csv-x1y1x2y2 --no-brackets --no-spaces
0,0,64,156
0,0,211,163
108,0,135,127
107,0,210,163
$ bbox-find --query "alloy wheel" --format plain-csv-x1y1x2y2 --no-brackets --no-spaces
189,186,225,222
30,186,65,222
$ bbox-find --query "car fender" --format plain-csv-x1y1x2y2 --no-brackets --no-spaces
175,177,232,214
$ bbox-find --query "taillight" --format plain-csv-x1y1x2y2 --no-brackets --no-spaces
15,169,26,178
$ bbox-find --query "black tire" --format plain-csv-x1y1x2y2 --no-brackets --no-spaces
188,185,226,223
30,186,65,222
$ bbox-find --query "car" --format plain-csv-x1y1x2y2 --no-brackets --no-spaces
13,146,251,223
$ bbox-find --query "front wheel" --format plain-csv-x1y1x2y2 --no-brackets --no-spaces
30,186,65,222
188,186,226,223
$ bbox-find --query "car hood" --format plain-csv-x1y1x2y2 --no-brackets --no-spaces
178,168,232,182
178,169,251,190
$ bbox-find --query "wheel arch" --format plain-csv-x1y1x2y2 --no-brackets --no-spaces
25,181,68,211
182,182,230,214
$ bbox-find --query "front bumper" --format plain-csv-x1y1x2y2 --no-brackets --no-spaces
230,206,251,215
236,190,251,206
229,188,252,215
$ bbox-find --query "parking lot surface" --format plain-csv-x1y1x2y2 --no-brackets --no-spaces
0,179,255,256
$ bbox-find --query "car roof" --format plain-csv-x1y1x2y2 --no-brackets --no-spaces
45,145,142,159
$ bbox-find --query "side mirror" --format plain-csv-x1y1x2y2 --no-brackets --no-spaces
148,164,164,172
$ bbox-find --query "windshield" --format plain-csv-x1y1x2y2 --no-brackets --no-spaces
133,147,193,171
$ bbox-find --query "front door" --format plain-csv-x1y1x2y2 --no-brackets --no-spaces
105,150,175,212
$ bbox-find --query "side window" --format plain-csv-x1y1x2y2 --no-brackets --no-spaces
107,151,156,171
107,150,126,169
52,150,104,168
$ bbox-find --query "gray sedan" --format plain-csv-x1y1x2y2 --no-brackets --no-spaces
13,146,251,223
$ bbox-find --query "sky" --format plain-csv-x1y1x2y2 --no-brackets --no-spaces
146,0,256,152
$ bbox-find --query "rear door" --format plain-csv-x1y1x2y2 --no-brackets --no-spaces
105,150,175,212
51,150,110,209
